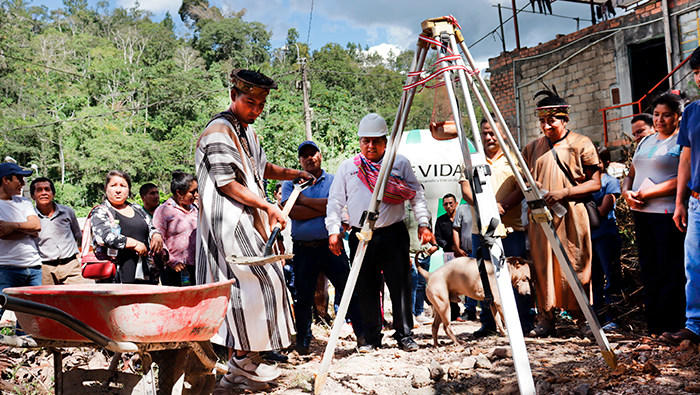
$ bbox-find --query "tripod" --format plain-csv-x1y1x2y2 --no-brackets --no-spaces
314,16,616,395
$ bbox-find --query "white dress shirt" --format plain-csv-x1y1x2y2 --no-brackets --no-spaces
326,154,430,234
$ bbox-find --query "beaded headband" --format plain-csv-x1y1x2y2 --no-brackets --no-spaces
230,69,277,95
535,105,571,118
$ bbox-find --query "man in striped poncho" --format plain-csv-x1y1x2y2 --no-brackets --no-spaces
195,69,314,391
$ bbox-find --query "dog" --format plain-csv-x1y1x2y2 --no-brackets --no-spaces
417,255,532,346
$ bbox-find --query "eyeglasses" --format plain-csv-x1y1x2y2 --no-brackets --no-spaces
443,202,455,206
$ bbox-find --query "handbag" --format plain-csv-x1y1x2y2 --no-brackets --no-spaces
80,206,117,280
550,147,602,230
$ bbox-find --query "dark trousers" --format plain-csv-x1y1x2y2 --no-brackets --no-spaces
293,240,363,346
591,233,622,324
160,264,196,286
471,231,533,328
633,211,687,335
350,222,413,345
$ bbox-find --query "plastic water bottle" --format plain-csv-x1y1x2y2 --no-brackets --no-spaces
180,266,191,286
107,220,121,257
542,190,567,218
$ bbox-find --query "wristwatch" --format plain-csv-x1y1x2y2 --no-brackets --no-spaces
418,222,432,230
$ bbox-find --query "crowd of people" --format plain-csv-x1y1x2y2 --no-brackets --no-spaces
1,47,700,391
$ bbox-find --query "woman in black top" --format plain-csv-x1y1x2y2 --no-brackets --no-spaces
91,170,163,283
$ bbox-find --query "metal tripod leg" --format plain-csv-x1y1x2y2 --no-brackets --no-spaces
424,20,536,395
314,38,431,395
451,28,617,370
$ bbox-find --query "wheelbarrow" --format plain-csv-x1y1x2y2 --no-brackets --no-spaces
0,280,235,395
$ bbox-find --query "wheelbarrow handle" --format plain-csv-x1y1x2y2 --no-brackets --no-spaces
0,294,138,353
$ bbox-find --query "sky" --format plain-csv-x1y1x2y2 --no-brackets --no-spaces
35,0,629,71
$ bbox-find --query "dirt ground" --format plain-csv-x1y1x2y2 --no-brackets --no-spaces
231,313,700,395
3,308,700,395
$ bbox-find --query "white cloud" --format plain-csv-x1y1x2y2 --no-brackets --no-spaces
364,43,402,59
117,0,177,15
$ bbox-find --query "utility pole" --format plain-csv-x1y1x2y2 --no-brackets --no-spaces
285,43,313,141
511,0,521,50
299,57,313,141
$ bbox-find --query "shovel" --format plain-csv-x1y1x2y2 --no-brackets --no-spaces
226,177,313,266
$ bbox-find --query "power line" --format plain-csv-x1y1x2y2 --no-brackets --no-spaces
308,68,406,79
0,51,85,78
0,87,228,134
469,2,531,48
306,0,314,47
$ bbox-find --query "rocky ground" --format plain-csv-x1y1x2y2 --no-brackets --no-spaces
4,311,700,395
246,316,700,395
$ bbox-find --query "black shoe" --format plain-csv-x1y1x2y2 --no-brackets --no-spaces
473,325,498,339
295,338,311,355
398,337,419,352
260,350,288,363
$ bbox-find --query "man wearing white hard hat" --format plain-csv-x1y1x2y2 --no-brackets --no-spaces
326,113,434,352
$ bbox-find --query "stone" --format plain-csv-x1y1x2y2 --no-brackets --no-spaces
536,379,552,394
475,354,493,369
411,367,432,388
573,383,589,395
642,361,660,376
460,357,477,370
429,359,445,381
492,347,512,359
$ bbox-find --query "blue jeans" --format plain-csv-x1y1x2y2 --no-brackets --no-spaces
292,241,363,346
591,233,622,324
0,265,43,316
685,197,700,336
471,231,533,328
411,254,431,316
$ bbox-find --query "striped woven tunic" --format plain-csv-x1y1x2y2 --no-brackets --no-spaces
195,114,293,351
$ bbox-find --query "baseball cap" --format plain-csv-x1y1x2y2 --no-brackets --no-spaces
0,163,33,179
298,140,320,156
358,113,389,137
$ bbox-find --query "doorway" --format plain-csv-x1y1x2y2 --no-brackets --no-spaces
628,37,669,113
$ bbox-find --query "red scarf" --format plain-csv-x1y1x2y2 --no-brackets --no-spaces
353,154,416,204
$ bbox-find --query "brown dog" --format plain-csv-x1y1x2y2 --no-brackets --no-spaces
417,256,532,346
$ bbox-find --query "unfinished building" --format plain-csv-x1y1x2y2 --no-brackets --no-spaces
488,0,700,150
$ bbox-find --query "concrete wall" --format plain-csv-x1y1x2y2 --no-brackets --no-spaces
489,0,700,149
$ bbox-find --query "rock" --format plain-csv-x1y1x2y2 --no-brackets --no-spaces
429,359,445,381
475,354,492,369
411,367,432,388
573,383,589,395
460,357,477,370
685,384,700,393
492,347,512,359
536,379,552,394
681,339,697,351
642,361,660,376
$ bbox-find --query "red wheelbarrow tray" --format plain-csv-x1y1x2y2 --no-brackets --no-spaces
3,279,235,343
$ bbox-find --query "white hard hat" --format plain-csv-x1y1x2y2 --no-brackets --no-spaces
358,113,389,137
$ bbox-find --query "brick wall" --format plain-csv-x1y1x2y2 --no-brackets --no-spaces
488,0,695,148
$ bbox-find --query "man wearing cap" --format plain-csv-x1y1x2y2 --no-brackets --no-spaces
326,113,434,352
281,140,363,355
0,163,42,301
30,177,84,285
195,69,314,391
